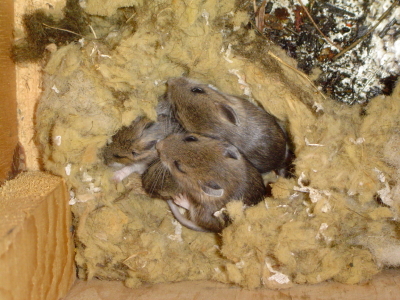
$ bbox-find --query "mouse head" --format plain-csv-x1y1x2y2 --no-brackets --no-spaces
156,132,246,200
166,77,243,135
103,116,160,167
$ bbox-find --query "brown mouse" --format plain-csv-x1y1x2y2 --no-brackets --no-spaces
142,158,209,232
165,77,289,174
102,115,166,182
153,132,267,232
102,94,186,182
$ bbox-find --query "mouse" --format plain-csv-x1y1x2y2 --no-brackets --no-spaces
102,94,184,182
142,158,209,232
153,132,267,232
102,115,166,182
165,77,289,174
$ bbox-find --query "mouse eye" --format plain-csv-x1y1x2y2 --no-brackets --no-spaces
143,121,155,130
113,154,125,159
174,160,186,174
183,135,198,142
132,151,139,157
143,140,157,150
191,87,205,93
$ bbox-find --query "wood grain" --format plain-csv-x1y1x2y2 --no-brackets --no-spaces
64,270,400,300
0,0,18,184
0,172,75,300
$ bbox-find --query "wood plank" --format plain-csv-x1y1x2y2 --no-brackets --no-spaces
0,172,75,300
0,0,18,184
64,269,400,300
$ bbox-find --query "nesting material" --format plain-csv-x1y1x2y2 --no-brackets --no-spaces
11,0,89,62
35,0,400,289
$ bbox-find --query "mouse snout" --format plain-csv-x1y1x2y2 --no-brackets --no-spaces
155,139,164,152
167,77,179,87
156,140,167,161
155,140,173,171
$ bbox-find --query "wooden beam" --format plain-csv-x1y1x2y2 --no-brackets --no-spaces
0,172,75,300
65,270,400,300
0,0,18,184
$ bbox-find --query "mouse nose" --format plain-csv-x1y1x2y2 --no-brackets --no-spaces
155,139,164,152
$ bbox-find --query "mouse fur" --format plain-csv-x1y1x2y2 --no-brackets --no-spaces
165,77,289,174
142,158,211,232
155,132,267,232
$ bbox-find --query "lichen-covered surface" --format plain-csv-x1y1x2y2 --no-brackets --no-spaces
35,0,400,289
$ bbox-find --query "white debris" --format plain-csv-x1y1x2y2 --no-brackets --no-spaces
265,261,291,284
349,137,365,144
316,223,333,243
69,190,77,205
65,163,72,176
222,44,234,63
236,260,245,269
305,138,324,147
82,172,94,183
202,9,210,25
54,135,62,146
100,54,112,59
313,102,324,112
51,85,60,94
228,69,252,97
78,38,85,47
374,168,393,207
87,182,101,193
321,201,332,213
168,219,183,242
294,172,331,203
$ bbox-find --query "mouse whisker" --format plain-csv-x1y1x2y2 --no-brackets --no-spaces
148,161,167,195
148,164,161,194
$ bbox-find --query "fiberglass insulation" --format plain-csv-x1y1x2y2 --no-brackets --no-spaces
35,0,400,289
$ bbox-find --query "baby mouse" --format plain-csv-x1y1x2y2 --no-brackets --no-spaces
154,132,267,232
142,159,209,232
166,77,289,174
102,115,165,182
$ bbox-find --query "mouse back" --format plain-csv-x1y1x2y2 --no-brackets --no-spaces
166,77,288,173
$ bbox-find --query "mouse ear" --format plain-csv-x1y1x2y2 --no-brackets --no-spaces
217,103,240,126
201,181,224,197
223,143,241,160
143,140,157,150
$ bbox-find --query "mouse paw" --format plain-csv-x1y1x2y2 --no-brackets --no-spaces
173,193,190,210
112,167,133,182
112,163,149,182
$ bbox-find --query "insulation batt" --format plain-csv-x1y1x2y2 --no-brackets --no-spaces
35,0,400,289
